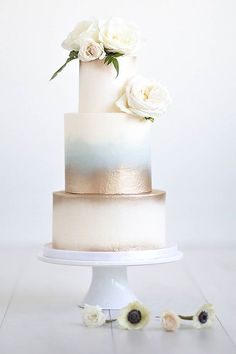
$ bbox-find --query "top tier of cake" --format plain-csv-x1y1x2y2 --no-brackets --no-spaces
64,56,152,195
79,56,136,113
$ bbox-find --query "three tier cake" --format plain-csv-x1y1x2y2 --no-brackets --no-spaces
51,18,171,252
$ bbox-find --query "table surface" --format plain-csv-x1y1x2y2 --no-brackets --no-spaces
0,245,235,354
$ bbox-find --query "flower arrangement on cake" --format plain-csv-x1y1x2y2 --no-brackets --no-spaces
51,17,171,123
51,17,140,79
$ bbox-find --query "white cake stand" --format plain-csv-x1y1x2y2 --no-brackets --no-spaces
38,243,183,310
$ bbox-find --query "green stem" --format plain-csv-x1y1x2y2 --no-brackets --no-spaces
106,319,117,323
50,51,78,81
155,315,193,320
178,315,193,320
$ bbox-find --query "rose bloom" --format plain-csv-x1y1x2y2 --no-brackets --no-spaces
79,39,105,62
62,19,99,51
99,17,140,55
161,310,181,331
116,76,171,121
82,304,106,328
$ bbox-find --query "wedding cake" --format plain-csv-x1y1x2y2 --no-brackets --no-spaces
51,18,170,252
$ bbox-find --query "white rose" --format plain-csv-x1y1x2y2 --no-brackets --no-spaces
116,76,171,121
99,17,140,55
62,20,99,51
79,39,105,62
161,311,181,331
81,304,106,328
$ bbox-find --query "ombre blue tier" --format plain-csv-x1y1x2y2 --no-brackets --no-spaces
65,113,152,194
66,138,150,173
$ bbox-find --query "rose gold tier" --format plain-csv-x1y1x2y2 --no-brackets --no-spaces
66,168,151,194
52,190,166,252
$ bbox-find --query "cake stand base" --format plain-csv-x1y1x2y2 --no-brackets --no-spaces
38,243,183,309
81,266,137,309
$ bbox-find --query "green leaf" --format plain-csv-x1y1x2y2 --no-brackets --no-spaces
103,52,124,77
105,51,124,58
50,51,78,81
145,117,155,123
112,57,119,78
69,50,79,59
112,52,124,58
107,56,114,65
104,56,110,64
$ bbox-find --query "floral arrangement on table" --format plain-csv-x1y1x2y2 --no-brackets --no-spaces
50,17,171,123
81,301,215,331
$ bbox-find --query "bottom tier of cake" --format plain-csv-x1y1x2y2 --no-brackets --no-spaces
52,190,166,251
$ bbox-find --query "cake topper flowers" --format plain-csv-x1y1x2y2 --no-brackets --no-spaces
116,76,171,122
50,17,140,80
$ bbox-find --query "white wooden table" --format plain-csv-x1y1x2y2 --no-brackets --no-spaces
0,245,235,354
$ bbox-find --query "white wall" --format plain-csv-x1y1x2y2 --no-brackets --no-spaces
0,0,235,246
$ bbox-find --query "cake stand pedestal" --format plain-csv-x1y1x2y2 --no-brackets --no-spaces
38,243,183,310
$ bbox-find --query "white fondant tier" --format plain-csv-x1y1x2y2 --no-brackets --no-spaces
52,190,166,251
79,56,136,113
65,112,152,194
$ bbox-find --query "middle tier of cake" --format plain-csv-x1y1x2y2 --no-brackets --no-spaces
53,190,166,252
65,112,152,194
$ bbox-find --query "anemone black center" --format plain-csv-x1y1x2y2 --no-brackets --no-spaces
127,309,142,324
198,311,208,324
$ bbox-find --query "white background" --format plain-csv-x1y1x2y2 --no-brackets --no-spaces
0,0,235,247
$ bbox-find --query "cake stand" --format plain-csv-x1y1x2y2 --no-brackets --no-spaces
38,243,183,310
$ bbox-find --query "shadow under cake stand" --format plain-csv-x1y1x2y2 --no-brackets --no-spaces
38,243,183,310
